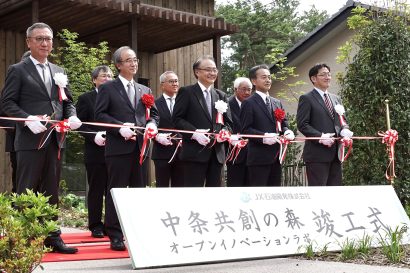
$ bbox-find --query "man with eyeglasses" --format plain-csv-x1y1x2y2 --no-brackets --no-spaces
76,65,113,238
226,77,252,187
95,46,159,251
152,71,184,187
173,55,233,187
1,22,82,254
297,63,353,186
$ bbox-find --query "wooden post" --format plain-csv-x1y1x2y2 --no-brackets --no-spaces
32,0,39,23
384,99,394,185
213,35,221,89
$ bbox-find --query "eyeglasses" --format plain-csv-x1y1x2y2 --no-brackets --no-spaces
316,73,331,77
197,68,218,73
162,79,179,84
28,36,53,43
98,73,113,78
237,87,252,92
121,58,139,64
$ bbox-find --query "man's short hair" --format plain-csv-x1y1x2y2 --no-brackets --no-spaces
233,77,252,89
91,65,113,80
308,63,331,83
249,64,270,80
192,55,215,79
159,71,177,83
112,46,135,71
26,22,53,38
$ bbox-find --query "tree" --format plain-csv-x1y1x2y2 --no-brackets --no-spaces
338,5,410,204
216,0,328,92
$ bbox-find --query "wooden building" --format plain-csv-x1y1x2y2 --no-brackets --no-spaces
0,0,237,192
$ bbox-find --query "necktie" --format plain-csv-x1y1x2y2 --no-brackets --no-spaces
205,89,212,116
38,63,51,97
266,96,273,118
324,92,334,119
127,82,135,108
168,97,174,115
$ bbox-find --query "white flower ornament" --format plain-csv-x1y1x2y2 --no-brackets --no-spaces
214,100,228,124
53,72,68,101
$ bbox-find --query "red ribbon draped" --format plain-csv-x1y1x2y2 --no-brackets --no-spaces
338,137,353,162
139,127,156,165
378,129,398,182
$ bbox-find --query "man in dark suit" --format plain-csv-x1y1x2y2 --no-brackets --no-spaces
152,71,184,187
173,55,233,187
76,65,113,238
226,77,252,187
296,63,353,186
95,46,159,251
240,64,295,187
1,22,81,254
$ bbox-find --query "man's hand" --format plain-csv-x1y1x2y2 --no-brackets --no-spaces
340,128,353,138
263,133,279,145
192,129,210,146
319,133,335,147
145,122,158,136
25,115,47,134
283,130,295,140
216,129,231,143
94,131,106,146
119,122,136,140
155,133,173,146
229,134,240,146
68,116,82,130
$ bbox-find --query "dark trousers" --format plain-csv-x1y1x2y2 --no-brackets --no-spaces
16,137,61,207
248,162,282,187
104,147,144,240
85,162,108,231
306,158,342,186
154,159,184,187
183,151,223,187
227,162,248,187
9,151,17,193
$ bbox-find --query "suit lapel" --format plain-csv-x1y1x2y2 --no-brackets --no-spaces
312,89,333,120
24,59,49,98
158,96,172,118
114,78,134,110
193,83,212,122
255,93,274,123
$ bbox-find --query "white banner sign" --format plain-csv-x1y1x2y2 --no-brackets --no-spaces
112,186,410,269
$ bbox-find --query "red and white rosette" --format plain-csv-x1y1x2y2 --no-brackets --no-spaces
226,138,248,163
141,94,155,121
274,108,285,133
215,100,228,125
53,73,69,102
378,129,398,181
38,118,70,160
338,137,353,163
334,104,347,126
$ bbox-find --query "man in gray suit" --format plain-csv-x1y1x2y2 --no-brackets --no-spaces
1,22,81,253
296,63,353,186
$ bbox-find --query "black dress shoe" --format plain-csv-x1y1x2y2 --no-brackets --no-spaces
45,237,78,254
110,238,126,251
91,229,105,238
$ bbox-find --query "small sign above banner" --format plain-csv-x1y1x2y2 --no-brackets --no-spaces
111,186,410,269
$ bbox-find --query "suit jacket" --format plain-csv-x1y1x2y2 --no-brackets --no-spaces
296,89,348,163
0,101,15,152
151,95,180,160
240,93,289,166
1,58,76,151
227,95,246,164
172,83,233,164
76,89,106,164
95,77,159,157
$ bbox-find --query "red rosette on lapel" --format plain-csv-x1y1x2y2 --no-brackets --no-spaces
274,108,285,133
141,94,155,121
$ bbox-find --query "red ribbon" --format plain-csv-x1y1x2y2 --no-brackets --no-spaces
338,137,353,162
38,119,70,160
226,139,248,163
58,86,68,102
139,127,156,165
141,94,155,121
278,137,290,165
274,109,285,133
216,112,224,125
338,114,347,126
378,129,398,182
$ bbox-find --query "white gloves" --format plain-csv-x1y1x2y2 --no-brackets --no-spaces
319,133,335,147
284,130,295,140
68,116,82,130
192,129,210,146
94,131,106,146
119,122,136,139
25,115,47,134
263,133,279,145
145,122,158,135
229,134,240,146
155,133,173,146
340,128,353,138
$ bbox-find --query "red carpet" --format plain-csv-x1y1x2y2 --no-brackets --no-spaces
41,232,129,262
